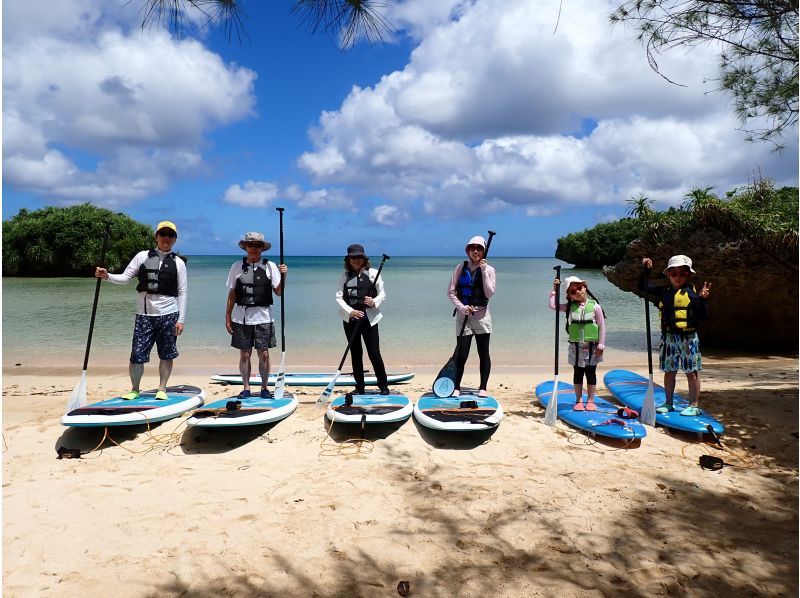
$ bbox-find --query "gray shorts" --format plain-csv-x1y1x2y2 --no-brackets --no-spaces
456,310,492,336
231,322,276,351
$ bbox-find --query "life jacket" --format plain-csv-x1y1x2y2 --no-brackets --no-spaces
659,284,699,333
136,250,179,296
567,299,600,343
234,258,273,307
343,270,373,310
456,261,488,307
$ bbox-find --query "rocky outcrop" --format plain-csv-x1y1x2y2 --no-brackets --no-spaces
604,230,798,352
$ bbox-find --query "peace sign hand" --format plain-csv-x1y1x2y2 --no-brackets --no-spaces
699,282,711,298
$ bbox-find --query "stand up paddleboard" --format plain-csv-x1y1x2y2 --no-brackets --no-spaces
61,385,205,428
604,370,724,435
535,380,646,440
414,389,503,432
186,392,298,428
211,372,415,387
326,391,412,425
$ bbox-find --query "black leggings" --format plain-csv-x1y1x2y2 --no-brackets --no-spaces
343,319,388,388
573,365,597,386
454,333,491,391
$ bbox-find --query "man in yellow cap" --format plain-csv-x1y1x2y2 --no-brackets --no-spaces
95,221,188,400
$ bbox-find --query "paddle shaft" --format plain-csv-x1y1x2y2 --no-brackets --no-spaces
82,221,112,371
455,230,496,339
276,207,286,352
553,265,561,376
335,253,390,370
643,269,654,375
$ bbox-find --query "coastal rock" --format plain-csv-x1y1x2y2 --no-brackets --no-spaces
603,231,797,351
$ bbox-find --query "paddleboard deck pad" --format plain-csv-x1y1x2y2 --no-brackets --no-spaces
61,385,205,428
326,392,412,424
414,390,503,432
535,380,646,440
604,369,724,435
210,372,415,387
186,393,298,427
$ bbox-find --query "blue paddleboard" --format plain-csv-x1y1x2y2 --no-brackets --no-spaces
535,380,646,440
327,392,412,424
61,385,205,428
603,369,724,435
414,389,503,432
186,392,298,428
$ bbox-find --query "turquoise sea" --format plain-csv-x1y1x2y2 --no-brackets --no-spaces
2,256,659,367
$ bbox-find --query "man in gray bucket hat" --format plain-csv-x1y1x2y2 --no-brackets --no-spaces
225,232,287,399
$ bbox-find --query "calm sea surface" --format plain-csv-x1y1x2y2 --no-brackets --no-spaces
2,256,659,367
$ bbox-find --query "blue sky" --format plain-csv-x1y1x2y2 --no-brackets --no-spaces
4,0,798,257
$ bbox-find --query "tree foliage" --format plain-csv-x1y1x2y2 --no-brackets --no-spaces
555,218,641,267
2,204,155,277
610,0,799,145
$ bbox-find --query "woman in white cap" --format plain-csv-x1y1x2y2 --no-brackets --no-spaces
447,236,497,397
641,255,711,416
335,243,390,395
549,275,606,410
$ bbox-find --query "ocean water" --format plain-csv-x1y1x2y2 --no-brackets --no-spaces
2,256,659,367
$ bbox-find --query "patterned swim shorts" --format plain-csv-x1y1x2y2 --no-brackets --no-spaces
659,332,702,373
130,312,180,364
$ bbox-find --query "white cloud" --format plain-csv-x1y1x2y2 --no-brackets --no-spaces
284,185,354,210
371,204,410,226
3,0,257,205
222,181,279,208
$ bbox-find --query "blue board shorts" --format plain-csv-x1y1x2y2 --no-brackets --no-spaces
130,312,180,363
659,332,702,373
230,322,277,351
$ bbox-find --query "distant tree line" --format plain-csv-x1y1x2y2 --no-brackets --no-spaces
556,181,799,269
3,204,154,276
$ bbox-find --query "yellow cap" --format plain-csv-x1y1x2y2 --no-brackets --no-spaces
156,221,178,236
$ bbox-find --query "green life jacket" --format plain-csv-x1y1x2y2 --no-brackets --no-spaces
567,299,599,343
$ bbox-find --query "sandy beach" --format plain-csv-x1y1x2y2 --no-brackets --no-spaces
3,353,797,597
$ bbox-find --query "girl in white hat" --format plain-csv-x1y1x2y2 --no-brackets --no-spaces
549,275,606,410
446,236,497,397
641,255,711,416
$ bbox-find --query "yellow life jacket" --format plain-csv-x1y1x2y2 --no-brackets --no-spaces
659,285,697,333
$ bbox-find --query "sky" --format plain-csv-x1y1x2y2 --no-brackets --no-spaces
3,0,798,257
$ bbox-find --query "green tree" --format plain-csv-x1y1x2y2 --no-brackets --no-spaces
555,218,642,267
2,204,155,277
610,1,799,145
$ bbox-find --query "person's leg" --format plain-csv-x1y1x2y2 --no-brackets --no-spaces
454,334,473,394
475,333,491,396
362,323,389,392
572,366,585,409
344,320,366,393
584,365,597,410
239,349,253,393
129,362,144,392
686,371,700,407
158,359,173,392
663,371,677,405
254,322,277,397
154,313,180,393
127,314,156,398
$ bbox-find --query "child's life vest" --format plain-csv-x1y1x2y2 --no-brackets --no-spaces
567,299,600,343
659,284,700,333
136,250,179,296
456,261,488,307
234,258,273,307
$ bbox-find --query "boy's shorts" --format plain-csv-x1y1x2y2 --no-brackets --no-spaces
231,322,276,351
130,312,180,364
659,332,702,373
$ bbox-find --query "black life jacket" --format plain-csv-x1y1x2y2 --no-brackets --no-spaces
136,250,179,296
659,284,701,333
234,258,273,307
456,261,488,307
343,270,373,309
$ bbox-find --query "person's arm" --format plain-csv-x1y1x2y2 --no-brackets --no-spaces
595,304,606,351
481,263,496,299
366,268,386,309
175,258,188,331
225,289,236,334
96,252,145,284
272,262,287,296
447,264,467,314
335,272,357,320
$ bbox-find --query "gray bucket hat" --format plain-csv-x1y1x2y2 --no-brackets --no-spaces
238,232,271,251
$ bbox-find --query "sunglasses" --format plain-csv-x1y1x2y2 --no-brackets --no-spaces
349,255,365,260
668,269,690,277
245,242,264,248
467,245,484,252
157,230,176,238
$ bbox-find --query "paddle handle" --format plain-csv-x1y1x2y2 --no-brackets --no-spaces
82,220,112,371
643,268,653,375
553,265,561,376
276,207,286,352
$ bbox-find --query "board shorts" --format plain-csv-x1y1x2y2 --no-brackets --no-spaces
659,332,702,373
231,321,276,351
130,312,180,363
455,310,492,336
567,342,603,368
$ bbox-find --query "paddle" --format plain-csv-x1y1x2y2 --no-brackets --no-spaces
432,230,496,397
274,207,287,400
544,265,561,426
315,253,391,409
65,219,112,414
640,267,657,426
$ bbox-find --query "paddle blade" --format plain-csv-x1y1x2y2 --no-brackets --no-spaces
66,370,88,414
543,375,558,427
432,357,457,397
640,375,657,426
274,352,286,400
315,370,340,410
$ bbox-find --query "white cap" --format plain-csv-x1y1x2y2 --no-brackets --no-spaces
563,275,587,294
663,255,695,274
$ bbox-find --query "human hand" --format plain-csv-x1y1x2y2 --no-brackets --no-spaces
363,296,375,308
553,277,560,289
176,323,184,335
95,267,108,279
279,264,288,274
479,259,487,268
225,319,233,334
595,347,604,357
350,310,365,319
642,258,652,269
699,282,711,298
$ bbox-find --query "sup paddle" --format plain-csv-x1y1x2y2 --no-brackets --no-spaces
66,219,112,414
274,207,287,400
316,253,390,409
432,230,496,398
543,265,561,426
640,266,657,426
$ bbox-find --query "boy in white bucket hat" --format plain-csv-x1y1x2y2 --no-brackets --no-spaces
640,255,711,416
447,235,497,397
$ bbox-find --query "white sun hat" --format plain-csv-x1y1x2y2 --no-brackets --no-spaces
663,254,695,274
